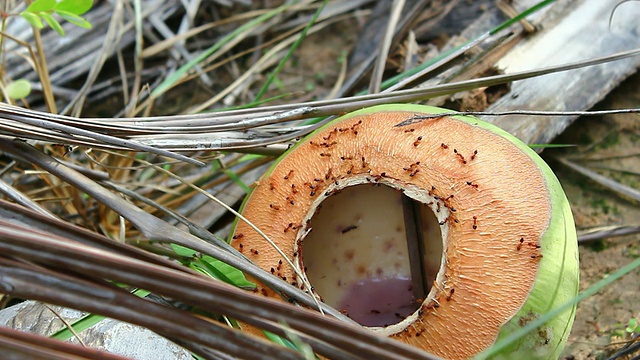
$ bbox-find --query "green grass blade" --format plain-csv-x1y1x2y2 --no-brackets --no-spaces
254,0,328,102
223,169,251,194
50,289,151,341
151,4,292,98
204,93,294,113
490,0,557,34
528,144,576,149
264,331,309,356
171,243,256,289
49,313,107,341
475,256,640,359
302,1,557,127
238,154,266,162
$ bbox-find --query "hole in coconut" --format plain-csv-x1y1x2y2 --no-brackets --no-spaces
301,184,443,328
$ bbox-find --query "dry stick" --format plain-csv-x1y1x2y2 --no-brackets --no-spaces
556,157,640,203
0,120,147,153
43,305,87,347
0,225,439,360
103,150,320,308
140,12,256,58
66,0,125,117
1,51,637,153
189,47,640,120
0,138,347,322
187,19,339,114
0,326,131,360
126,0,145,115
146,12,211,86
394,108,640,127
116,48,131,106
0,206,358,360
30,27,56,114
0,178,57,219
0,100,315,134
110,116,323,152
0,199,199,273
3,48,639,135
102,180,243,259
132,108,640,152
338,0,433,97
369,0,405,94
1,106,636,156
114,48,640,130
605,333,640,360
0,257,300,360
402,195,428,301
0,104,203,166
578,225,640,243
383,32,491,93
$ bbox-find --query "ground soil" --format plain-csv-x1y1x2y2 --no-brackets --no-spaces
545,71,640,359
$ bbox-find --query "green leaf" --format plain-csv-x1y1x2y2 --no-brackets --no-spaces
170,243,197,258
171,243,255,288
5,79,32,99
627,318,639,333
264,331,298,350
55,0,93,15
199,255,256,289
56,10,92,29
264,330,314,358
26,0,56,12
40,12,65,35
188,262,212,277
20,12,44,28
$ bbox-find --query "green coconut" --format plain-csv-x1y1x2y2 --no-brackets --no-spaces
230,104,579,359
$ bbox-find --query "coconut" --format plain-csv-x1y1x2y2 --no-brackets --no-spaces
230,104,579,359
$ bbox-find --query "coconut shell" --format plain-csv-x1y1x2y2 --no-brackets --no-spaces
230,104,579,359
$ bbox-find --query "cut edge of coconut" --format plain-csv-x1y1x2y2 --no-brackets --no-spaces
293,175,452,337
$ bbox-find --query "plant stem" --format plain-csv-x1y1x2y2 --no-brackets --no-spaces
31,27,57,113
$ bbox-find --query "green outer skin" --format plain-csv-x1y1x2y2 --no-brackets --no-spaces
232,104,579,359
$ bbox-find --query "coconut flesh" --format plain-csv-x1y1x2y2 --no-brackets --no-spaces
231,104,579,359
